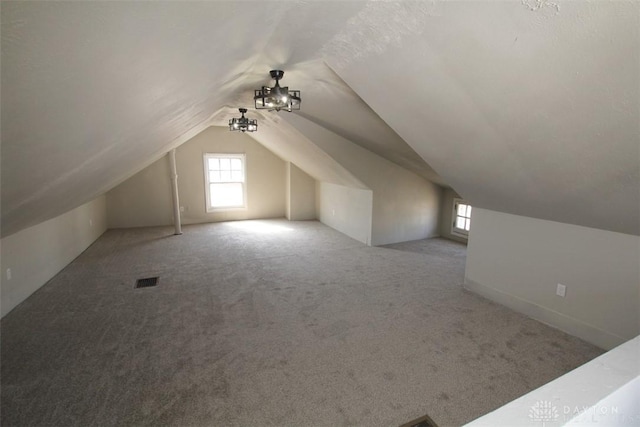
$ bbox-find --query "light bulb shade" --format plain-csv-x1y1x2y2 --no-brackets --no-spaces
229,108,258,133
254,70,301,112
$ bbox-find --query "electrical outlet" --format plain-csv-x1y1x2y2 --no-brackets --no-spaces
89,219,93,227
332,209,335,216
556,283,566,297
180,206,185,212
6,268,11,280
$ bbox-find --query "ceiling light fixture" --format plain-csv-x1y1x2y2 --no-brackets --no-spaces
254,70,301,112
229,108,258,132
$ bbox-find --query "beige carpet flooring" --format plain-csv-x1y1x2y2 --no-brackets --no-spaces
1,219,603,426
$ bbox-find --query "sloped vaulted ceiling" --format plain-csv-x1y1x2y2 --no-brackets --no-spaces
323,1,639,236
2,1,638,237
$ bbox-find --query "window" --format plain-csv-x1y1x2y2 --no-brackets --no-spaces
452,198,472,237
203,153,246,211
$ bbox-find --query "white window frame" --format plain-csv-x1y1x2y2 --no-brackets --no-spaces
203,153,247,212
451,198,472,238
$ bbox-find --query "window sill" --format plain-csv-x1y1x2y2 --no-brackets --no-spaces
451,229,469,239
206,206,248,213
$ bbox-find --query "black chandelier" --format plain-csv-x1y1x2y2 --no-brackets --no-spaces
254,70,301,112
229,108,257,132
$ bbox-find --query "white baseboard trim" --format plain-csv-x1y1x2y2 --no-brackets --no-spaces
463,277,628,350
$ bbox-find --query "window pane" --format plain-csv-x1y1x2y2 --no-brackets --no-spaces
231,170,243,182
210,183,244,208
205,154,245,209
466,206,472,218
465,218,471,231
209,171,221,183
458,204,467,217
456,217,466,230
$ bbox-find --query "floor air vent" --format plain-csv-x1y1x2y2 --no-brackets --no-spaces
135,277,159,289
400,414,438,427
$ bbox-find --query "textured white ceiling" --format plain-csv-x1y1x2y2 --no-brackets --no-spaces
1,1,638,237
325,1,639,235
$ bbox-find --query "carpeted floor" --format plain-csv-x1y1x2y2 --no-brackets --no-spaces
1,219,603,426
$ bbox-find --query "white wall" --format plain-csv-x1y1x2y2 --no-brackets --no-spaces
0,196,107,317
369,173,439,246
285,114,441,246
106,156,174,228
107,126,287,228
316,182,372,245
286,162,316,221
465,208,640,350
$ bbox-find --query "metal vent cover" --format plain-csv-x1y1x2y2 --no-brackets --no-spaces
135,277,159,289
400,414,438,427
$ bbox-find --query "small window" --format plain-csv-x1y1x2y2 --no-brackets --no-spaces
452,198,472,237
203,153,246,211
